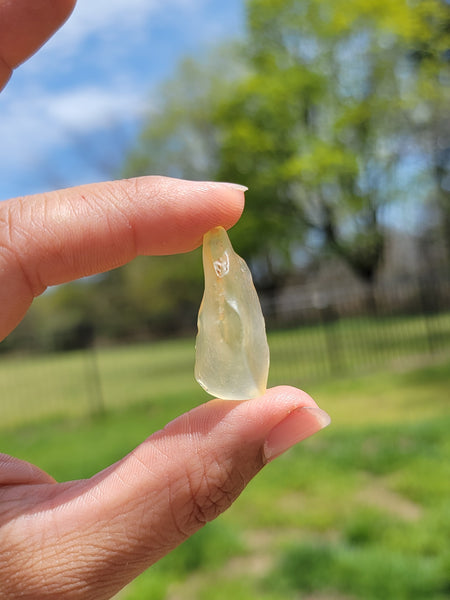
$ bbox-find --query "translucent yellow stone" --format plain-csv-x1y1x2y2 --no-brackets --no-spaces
194,226,270,400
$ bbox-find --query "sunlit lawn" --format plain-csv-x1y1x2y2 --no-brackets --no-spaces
1,342,449,599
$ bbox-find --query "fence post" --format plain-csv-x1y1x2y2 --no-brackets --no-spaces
417,278,438,355
80,322,105,417
84,345,105,417
314,293,344,376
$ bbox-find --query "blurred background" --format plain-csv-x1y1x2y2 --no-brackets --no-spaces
1,0,449,598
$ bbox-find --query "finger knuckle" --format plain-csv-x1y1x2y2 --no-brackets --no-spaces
171,453,246,536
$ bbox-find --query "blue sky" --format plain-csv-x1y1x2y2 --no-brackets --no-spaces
0,0,245,201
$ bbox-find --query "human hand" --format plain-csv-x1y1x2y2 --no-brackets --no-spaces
0,2,331,599
0,175,331,600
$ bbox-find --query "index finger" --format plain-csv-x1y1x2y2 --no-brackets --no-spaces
0,0,76,91
0,176,246,341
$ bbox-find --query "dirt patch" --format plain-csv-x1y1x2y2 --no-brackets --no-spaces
303,594,356,600
357,479,422,521
277,490,308,514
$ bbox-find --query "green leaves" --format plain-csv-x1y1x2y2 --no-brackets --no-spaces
283,142,358,184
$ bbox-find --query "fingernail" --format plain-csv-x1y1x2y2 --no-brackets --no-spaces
263,407,331,462
217,182,248,192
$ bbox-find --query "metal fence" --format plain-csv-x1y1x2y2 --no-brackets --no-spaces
1,277,449,430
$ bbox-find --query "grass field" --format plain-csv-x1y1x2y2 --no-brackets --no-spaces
1,310,450,429
1,338,449,598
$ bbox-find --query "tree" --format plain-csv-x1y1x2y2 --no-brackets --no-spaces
81,0,447,341
123,45,246,181
125,0,448,294
405,0,450,267
216,0,449,293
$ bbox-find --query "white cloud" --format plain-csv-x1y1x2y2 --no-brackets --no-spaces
46,0,201,55
45,86,149,131
0,0,243,198
0,84,150,172
0,1,205,163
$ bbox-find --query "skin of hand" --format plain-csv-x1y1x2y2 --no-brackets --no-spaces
0,1,331,599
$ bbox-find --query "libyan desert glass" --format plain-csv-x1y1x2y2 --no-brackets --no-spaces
194,226,270,400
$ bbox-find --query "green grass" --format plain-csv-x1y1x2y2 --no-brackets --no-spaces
1,315,450,599
1,355,449,599
0,338,206,429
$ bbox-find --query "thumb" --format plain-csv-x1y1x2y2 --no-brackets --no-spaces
40,386,330,599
